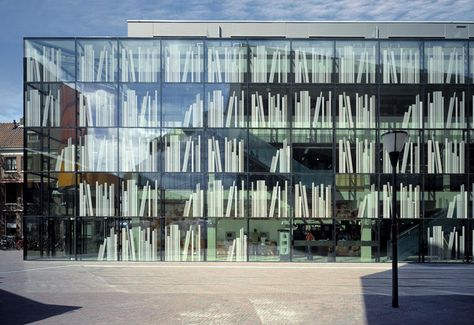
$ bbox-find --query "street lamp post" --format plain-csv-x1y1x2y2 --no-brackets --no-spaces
381,130,408,308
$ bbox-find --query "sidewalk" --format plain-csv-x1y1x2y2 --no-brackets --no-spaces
1,251,473,324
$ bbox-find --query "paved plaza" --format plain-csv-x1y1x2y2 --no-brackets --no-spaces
0,251,473,324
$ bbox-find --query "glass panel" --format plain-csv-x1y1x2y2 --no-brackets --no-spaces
380,41,421,84
162,129,203,173
425,41,467,84
380,219,421,262
335,219,377,262
292,130,333,172
206,40,247,83
25,39,75,82
119,84,160,127
26,128,76,173
249,40,290,83
336,174,378,219
206,174,246,218
249,219,290,261
24,216,75,260
471,41,474,83
336,86,377,129
78,128,118,172
77,173,119,217
248,85,289,128
248,174,290,218
292,219,334,262
249,129,291,173
380,174,422,219
292,86,333,129
77,39,117,82
205,129,246,173
119,39,160,82
424,175,468,219
163,40,203,82
163,218,206,261
424,130,466,175
162,174,206,218
77,217,118,260
425,219,468,262
209,217,247,261
163,84,203,127
336,41,377,84
379,85,423,129
335,129,377,174
77,83,117,127
119,173,161,217
205,84,246,128
292,40,333,83
425,86,468,129
25,83,76,127
119,128,161,172
294,173,332,219
120,218,161,261
380,129,421,174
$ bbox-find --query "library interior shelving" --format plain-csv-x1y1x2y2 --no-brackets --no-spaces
23,35,474,263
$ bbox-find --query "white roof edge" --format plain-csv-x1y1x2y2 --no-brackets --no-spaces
127,20,474,24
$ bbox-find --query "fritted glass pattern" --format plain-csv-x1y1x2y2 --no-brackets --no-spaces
24,37,474,263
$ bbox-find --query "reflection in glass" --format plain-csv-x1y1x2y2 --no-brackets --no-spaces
336,41,377,83
162,129,202,172
77,39,117,82
120,218,161,261
163,40,203,82
292,41,333,83
425,41,467,84
205,84,245,128
249,41,289,83
164,218,205,261
25,83,76,127
206,41,247,83
163,84,203,127
78,83,117,127
120,40,160,82
78,128,118,172
380,41,421,84
25,39,75,82
120,84,159,127
162,174,205,218
119,128,160,172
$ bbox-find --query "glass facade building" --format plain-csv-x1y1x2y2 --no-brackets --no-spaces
23,21,474,262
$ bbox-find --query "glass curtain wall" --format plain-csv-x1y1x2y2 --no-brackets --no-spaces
24,37,474,263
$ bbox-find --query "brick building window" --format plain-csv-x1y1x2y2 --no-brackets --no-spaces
4,157,17,171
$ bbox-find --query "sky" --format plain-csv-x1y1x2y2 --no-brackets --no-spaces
1,0,473,122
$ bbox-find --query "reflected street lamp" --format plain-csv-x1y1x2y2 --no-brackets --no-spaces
381,130,408,308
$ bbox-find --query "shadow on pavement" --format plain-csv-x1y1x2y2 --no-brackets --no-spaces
0,289,80,324
362,266,474,325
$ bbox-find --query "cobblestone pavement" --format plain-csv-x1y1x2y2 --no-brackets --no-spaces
0,251,473,324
